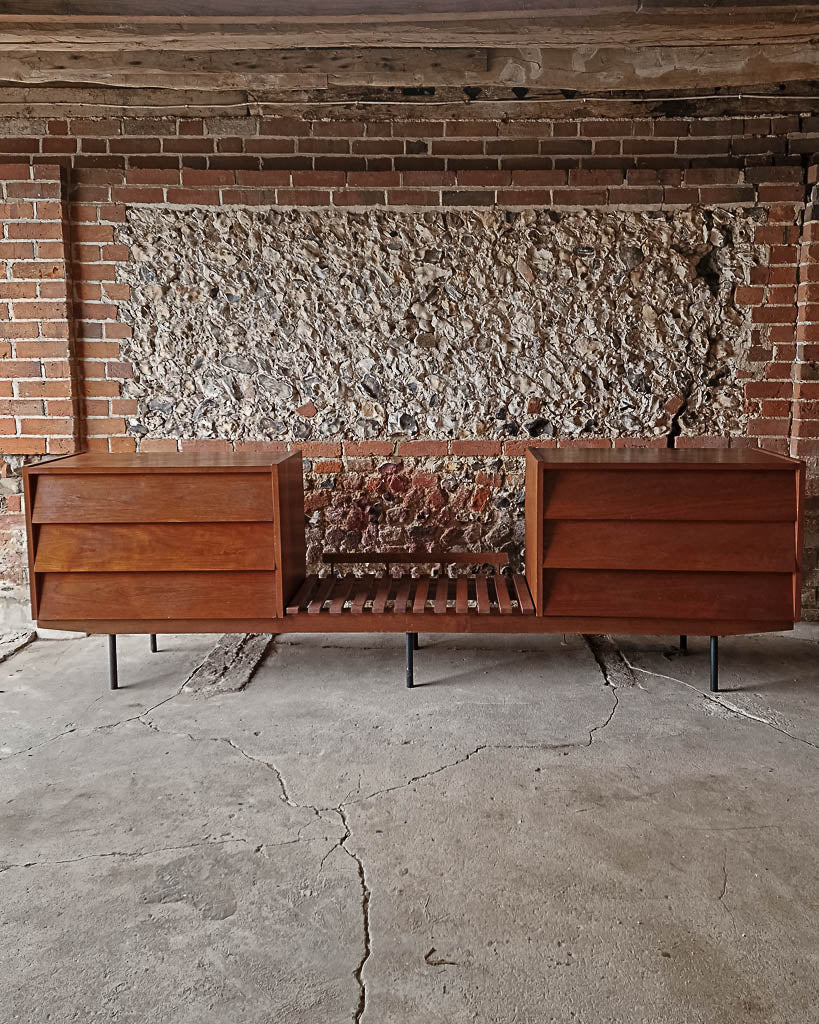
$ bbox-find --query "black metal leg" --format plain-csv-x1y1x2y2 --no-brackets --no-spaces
680,634,687,654
108,634,119,691
406,632,414,689
412,631,419,650
149,633,157,653
710,635,719,692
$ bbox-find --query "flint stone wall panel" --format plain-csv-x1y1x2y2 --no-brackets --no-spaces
114,205,763,571
115,206,760,444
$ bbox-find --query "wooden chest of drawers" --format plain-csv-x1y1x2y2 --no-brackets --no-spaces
24,452,306,630
524,447,804,635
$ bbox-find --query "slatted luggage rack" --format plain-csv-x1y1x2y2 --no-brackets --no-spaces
285,552,536,687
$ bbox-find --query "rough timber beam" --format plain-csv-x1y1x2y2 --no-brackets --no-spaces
1,42,818,91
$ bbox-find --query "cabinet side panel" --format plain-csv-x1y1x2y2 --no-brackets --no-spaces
273,453,307,616
795,462,805,621
22,469,39,620
525,452,543,614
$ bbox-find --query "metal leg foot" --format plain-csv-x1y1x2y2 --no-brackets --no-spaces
108,634,119,691
406,632,414,688
709,635,719,693
679,634,687,654
149,633,157,653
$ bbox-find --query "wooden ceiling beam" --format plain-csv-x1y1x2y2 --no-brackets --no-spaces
1,43,817,91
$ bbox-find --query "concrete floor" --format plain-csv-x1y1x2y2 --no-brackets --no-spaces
1,628,817,1024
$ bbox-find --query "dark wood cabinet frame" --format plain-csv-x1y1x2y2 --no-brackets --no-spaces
24,446,804,695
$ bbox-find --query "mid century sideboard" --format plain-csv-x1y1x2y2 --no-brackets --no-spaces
23,446,804,694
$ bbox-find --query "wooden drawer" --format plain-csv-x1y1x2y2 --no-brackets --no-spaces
34,522,277,572
37,571,278,620
542,469,796,521
32,473,274,523
542,520,796,573
540,569,794,621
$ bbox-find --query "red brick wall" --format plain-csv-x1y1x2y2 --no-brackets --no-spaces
1,111,818,620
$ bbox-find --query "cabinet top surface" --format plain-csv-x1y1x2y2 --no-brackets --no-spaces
24,451,299,474
527,447,800,469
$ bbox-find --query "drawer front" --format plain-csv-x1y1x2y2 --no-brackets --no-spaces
32,473,273,523
38,571,278,620
542,520,796,573
34,522,277,572
540,569,794,621
542,469,796,521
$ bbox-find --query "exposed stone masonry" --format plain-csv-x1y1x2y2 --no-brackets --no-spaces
116,206,759,445
111,205,761,571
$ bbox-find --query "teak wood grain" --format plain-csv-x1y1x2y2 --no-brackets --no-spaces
24,450,306,623
541,520,796,573
34,522,278,572
541,469,796,522
38,570,278,620
525,447,803,635
540,569,794,621
31,473,274,523
22,448,804,642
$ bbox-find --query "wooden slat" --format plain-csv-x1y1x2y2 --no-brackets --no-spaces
455,577,468,614
495,574,514,614
540,569,794,620
307,576,334,614
324,550,509,567
329,574,353,614
286,573,318,614
475,576,491,615
413,576,430,613
434,577,449,614
541,469,796,522
393,576,412,614
541,519,796,573
32,473,273,523
372,578,391,615
33,521,278,572
350,576,372,615
37,570,276,620
512,574,536,615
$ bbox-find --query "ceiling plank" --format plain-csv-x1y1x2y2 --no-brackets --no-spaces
0,0,811,15
1,5,818,48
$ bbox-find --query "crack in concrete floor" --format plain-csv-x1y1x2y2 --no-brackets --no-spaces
618,649,819,752
1,632,626,1024
133,642,621,1024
